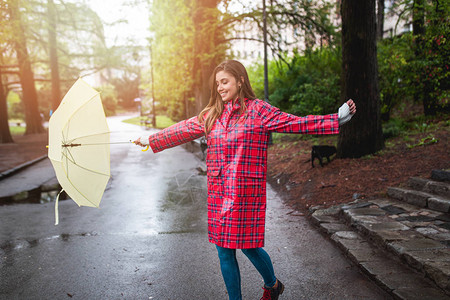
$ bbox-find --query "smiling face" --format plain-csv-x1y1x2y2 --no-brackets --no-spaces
216,70,240,102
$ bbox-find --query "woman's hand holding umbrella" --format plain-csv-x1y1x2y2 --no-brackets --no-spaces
133,135,151,151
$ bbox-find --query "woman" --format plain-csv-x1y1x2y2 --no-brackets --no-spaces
135,60,356,300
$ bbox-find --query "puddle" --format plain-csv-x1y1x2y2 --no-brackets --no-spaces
157,230,194,235
0,187,68,205
161,172,207,210
0,232,99,255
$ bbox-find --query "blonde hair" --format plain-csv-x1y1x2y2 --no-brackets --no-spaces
198,60,256,135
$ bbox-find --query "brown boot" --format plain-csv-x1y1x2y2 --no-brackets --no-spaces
260,280,284,300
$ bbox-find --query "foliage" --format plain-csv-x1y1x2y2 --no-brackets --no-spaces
246,59,278,99
146,0,195,121
416,12,449,112
110,75,140,109
229,0,340,63
382,117,407,139
248,47,341,116
377,34,416,120
384,0,449,115
268,0,340,53
145,0,344,121
122,115,176,129
98,84,118,116
378,31,449,117
406,134,438,148
1,0,136,126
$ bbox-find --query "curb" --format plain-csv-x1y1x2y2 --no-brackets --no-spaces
0,155,48,181
311,198,450,300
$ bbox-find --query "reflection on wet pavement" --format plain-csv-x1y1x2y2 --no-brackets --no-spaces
162,171,207,209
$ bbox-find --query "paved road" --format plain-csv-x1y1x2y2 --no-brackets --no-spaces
0,116,391,299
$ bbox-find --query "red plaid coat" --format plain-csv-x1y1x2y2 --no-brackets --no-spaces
149,99,339,249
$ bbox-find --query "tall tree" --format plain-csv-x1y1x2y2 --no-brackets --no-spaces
338,0,384,158
0,67,14,143
377,0,385,40
149,0,195,120
412,0,425,37
237,0,338,67
8,0,44,134
421,0,447,115
0,1,14,143
191,0,226,112
47,0,61,111
412,0,425,106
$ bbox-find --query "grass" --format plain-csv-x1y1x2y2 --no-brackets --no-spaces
10,126,26,136
122,115,176,129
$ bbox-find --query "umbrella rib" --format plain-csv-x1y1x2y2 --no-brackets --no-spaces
65,131,110,145
67,91,101,121
61,151,110,177
63,148,70,178
63,171,99,207
61,89,109,146
65,147,77,165
60,152,108,207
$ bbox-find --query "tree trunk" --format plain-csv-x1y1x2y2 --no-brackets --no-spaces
48,0,61,111
338,0,384,158
376,0,384,40
191,0,224,113
9,0,44,135
413,0,425,37
0,68,14,144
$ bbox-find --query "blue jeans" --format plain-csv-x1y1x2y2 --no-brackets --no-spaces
216,245,277,300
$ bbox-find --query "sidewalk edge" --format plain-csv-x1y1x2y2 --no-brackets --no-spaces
0,155,48,181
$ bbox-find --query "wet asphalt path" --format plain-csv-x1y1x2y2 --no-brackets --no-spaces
0,116,391,299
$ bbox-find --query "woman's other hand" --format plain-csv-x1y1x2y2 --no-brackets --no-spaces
346,99,356,115
338,99,356,126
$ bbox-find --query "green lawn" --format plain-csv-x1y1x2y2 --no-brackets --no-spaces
10,126,26,136
122,115,176,129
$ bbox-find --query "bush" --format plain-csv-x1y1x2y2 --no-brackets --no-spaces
98,84,118,116
378,34,416,120
248,47,341,116
382,118,406,139
378,3,449,117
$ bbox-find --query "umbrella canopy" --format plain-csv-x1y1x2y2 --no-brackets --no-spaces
48,78,110,223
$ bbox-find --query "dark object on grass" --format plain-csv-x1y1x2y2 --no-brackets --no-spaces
311,145,337,168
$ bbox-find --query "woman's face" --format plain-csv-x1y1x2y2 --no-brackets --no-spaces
216,70,239,102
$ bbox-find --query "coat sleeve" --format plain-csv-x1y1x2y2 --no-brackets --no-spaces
256,100,339,135
148,116,205,153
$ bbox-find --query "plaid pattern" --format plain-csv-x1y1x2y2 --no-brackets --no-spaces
149,99,339,249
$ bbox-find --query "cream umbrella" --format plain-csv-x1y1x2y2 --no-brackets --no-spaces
48,78,110,225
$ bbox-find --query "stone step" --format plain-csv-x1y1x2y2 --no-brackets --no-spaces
310,205,450,299
408,177,450,199
432,169,450,182
387,187,450,213
336,199,450,296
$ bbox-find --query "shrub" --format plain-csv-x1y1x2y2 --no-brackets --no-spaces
98,84,118,116
248,47,341,116
382,118,406,139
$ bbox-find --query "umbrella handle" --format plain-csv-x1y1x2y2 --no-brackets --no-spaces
131,140,150,152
